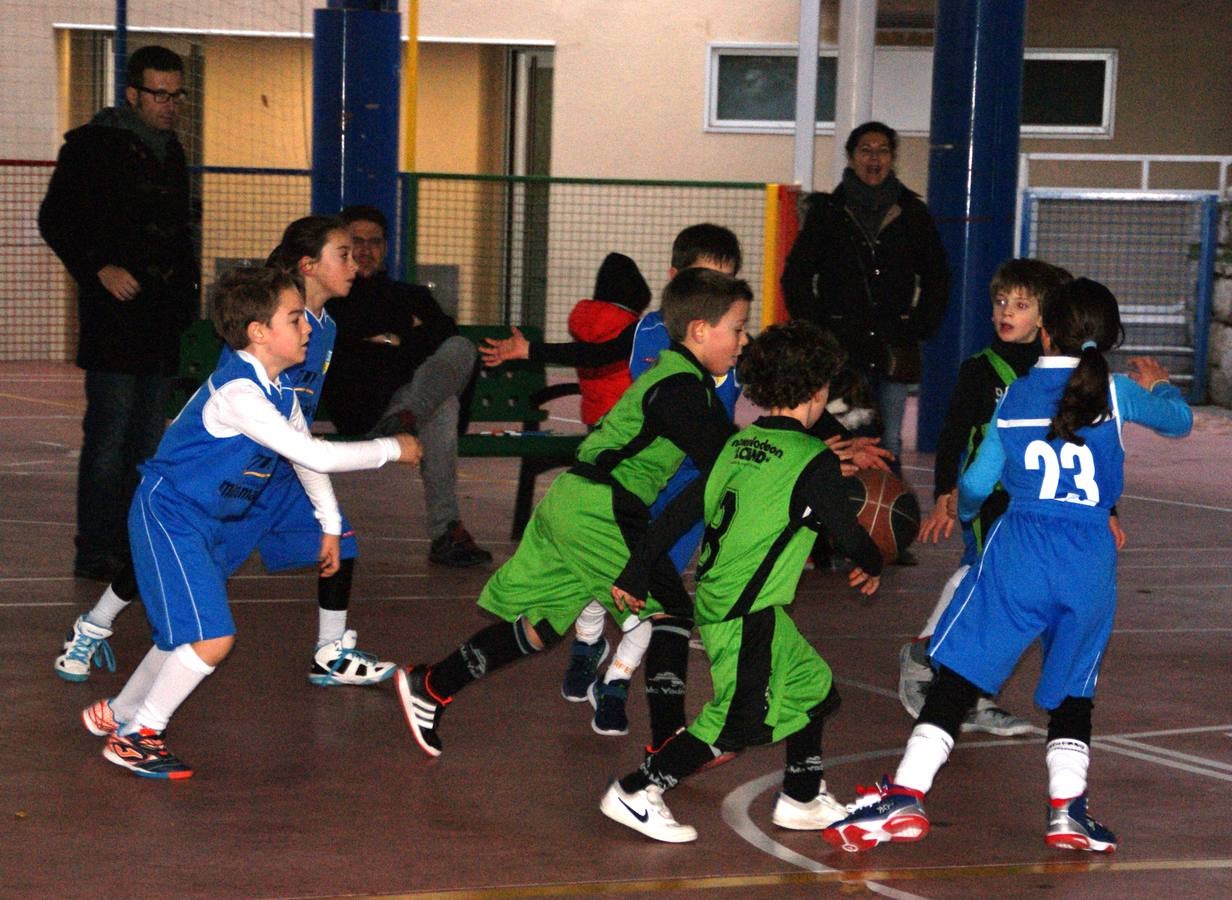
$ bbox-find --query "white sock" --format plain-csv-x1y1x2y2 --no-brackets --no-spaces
919,564,969,639
606,619,651,682
111,645,172,723
86,586,132,630
124,644,215,735
1046,738,1090,800
317,608,348,649
573,600,606,644
894,722,954,794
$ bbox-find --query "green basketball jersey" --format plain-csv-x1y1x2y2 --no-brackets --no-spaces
693,423,829,625
575,348,710,506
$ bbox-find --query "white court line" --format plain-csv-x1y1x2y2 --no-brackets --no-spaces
723,723,1232,890
1119,493,1232,514
1097,736,1232,773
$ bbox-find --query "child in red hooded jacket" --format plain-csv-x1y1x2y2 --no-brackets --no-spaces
567,253,652,426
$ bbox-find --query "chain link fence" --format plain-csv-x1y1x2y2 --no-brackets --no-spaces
1020,189,1220,401
403,173,769,339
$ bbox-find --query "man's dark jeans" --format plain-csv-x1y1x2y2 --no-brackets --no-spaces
75,370,172,576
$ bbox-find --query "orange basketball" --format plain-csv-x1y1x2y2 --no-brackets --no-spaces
847,469,920,566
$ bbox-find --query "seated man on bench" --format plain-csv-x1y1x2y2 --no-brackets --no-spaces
322,205,491,568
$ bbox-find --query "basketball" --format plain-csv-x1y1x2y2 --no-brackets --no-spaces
847,469,920,566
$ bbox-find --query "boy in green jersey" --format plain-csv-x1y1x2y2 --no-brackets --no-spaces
395,268,750,759
601,320,884,843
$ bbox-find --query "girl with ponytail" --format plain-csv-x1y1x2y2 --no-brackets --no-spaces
822,277,1193,856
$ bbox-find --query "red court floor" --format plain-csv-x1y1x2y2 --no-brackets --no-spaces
3,362,1230,898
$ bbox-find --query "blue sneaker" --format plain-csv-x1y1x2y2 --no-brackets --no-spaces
588,677,629,735
822,776,929,852
55,615,116,682
561,637,609,702
1046,794,1117,852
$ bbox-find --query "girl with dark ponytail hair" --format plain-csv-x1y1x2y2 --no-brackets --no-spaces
822,277,1194,857
1042,278,1126,445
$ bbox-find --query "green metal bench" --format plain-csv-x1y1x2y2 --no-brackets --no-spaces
167,320,583,540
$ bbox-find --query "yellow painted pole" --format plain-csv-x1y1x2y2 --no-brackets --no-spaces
400,0,419,171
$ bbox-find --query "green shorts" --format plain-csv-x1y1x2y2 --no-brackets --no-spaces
687,605,832,750
478,473,667,636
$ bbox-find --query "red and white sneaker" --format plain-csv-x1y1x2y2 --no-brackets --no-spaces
822,776,929,852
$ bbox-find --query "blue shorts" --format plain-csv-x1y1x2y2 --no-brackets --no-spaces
129,476,235,650
220,463,357,575
929,504,1116,711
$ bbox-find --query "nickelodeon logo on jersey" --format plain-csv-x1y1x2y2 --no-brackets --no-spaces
730,436,783,463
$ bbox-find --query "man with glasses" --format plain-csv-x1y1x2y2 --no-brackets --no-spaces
40,45,198,583
321,205,491,568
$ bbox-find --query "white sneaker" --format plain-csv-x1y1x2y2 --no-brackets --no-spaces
309,629,396,686
962,697,1034,736
897,641,932,719
55,615,116,682
771,785,849,830
600,781,697,843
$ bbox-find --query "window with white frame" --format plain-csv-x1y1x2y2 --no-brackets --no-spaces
1022,50,1117,137
707,44,838,132
706,44,1117,139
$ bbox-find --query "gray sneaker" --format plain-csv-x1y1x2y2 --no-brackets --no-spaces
962,698,1034,736
897,641,932,719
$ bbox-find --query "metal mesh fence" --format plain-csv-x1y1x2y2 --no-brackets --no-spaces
1021,191,1213,388
406,174,768,339
196,166,311,303
0,161,73,361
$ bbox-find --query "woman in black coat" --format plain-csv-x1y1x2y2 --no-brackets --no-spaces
781,121,949,465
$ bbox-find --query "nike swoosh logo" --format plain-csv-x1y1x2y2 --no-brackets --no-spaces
619,798,649,823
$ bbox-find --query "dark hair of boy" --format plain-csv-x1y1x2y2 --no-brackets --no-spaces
1043,277,1127,445
670,223,743,274
989,258,1073,304
738,320,846,410
212,267,298,351
126,45,184,83
339,204,388,234
844,120,899,157
660,268,753,343
266,215,347,272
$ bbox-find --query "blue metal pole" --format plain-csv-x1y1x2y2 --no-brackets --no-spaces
113,0,128,106
918,0,1026,453
1189,195,1218,404
312,1,402,271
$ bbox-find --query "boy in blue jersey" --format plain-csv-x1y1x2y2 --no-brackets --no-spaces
80,268,420,779
822,278,1192,853
57,218,399,688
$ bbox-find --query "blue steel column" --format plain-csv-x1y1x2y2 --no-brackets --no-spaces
312,1,402,272
113,0,128,105
917,0,1026,452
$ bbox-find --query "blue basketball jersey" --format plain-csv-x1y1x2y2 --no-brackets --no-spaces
141,352,298,522
218,305,334,426
994,359,1123,514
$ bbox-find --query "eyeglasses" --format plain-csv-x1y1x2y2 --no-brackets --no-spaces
134,86,188,104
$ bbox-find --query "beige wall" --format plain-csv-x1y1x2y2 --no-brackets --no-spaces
414,43,506,173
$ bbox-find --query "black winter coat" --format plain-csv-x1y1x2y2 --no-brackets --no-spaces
39,114,199,374
781,182,950,374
